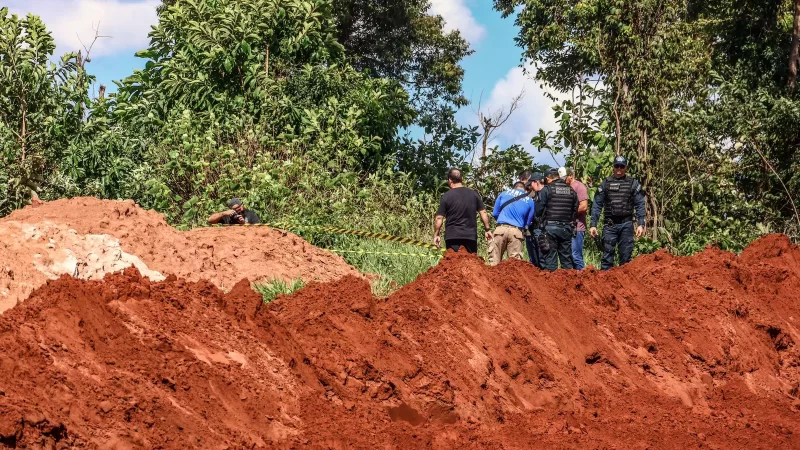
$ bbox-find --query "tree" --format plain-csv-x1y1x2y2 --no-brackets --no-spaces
496,0,800,249
0,8,92,213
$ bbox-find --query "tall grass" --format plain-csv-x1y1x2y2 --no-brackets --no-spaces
322,237,440,296
252,278,306,303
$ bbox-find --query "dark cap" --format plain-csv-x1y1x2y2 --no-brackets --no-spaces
227,198,243,208
524,173,545,186
613,155,628,167
547,168,560,177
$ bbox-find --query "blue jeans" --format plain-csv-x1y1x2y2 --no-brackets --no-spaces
572,231,585,270
601,222,635,270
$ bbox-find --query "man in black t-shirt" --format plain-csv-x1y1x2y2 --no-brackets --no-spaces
207,198,261,225
433,168,492,253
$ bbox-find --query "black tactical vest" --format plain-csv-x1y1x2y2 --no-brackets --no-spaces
605,176,634,218
543,180,576,223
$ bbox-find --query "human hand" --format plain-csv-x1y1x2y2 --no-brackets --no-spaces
484,230,493,241
224,209,236,216
237,215,246,224
433,235,441,248
589,227,598,238
635,225,645,238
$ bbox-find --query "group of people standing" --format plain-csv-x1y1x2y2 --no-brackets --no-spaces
433,155,646,271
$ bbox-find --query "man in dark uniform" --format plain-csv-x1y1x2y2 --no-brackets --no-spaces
589,155,647,270
524,172,546,268
535,169,579,271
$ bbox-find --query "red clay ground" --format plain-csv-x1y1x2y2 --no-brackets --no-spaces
1,234,799,448
0,198,359,313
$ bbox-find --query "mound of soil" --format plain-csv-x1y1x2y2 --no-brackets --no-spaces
1,235,799,448
0,197,358,313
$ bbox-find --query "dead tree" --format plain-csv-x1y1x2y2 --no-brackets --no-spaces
472,89,525,160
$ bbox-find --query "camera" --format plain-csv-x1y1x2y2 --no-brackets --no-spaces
231,212,244,223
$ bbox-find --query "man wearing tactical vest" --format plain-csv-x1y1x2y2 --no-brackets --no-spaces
534,169,579,271
589,155,647,270
524,172,547,268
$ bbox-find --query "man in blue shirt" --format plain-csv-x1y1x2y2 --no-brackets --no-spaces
488,175,536,265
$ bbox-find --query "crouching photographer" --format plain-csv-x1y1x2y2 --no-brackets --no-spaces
208,198,261,225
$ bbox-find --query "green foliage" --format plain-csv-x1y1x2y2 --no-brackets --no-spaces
252,277,305,303
469,145,534,204
0,8,92,213
497,0,800,254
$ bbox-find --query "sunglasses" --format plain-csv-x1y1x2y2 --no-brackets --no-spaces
613,164,626,169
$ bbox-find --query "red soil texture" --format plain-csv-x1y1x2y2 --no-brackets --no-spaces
1,234,800,449
0,198,359,312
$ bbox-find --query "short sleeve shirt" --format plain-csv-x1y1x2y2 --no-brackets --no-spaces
436,187,486,241
220,209,261,225
570,180,589,231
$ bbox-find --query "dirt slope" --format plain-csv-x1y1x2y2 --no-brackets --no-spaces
0,198,358,313
1,235,799,449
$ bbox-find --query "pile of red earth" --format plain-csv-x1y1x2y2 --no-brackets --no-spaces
0,198,358,313
1,235,800,449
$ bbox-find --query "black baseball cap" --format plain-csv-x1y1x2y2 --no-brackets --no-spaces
525,172,545,186
613,155,628,167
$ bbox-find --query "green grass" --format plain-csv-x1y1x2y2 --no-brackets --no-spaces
252,278,306,303
323,237,441,296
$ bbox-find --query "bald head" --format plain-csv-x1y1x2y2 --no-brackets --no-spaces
447,168,463,184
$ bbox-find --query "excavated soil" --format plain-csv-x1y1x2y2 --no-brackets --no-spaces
0,233,799,448
0,198,359,313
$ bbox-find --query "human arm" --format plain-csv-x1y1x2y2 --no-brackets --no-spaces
433,215,444,248
571,193,579,222
478,209,492,241
578,200,588,215
491,192,505,219
589,181,606,238
525,201,536,229
208,210,235,225
633,181,646,237
589,181,606,228
534,187,549,217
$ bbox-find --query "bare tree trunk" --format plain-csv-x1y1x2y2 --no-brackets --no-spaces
20,98,27,163
613,63,622,156
481,124,489,159
789,0,800,92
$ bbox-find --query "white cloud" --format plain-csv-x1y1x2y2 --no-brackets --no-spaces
468,65,563,164
7,0,158,58
428,0,486,44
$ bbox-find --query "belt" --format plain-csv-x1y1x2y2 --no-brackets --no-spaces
606,216,633,225
497,223,524,231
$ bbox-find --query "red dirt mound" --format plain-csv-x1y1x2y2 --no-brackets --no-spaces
0,197,358,313
1,235,799,449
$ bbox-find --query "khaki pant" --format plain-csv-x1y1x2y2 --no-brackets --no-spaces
488,225,524,265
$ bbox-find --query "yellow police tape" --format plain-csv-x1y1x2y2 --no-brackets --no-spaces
220,222,446,253
326,249,443,259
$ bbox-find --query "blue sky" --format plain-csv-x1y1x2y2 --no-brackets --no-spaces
9,0,560,165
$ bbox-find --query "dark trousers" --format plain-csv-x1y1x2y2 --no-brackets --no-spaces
445,238,477,254
601,221,634,270
526,229,542,268
541,224,574,271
